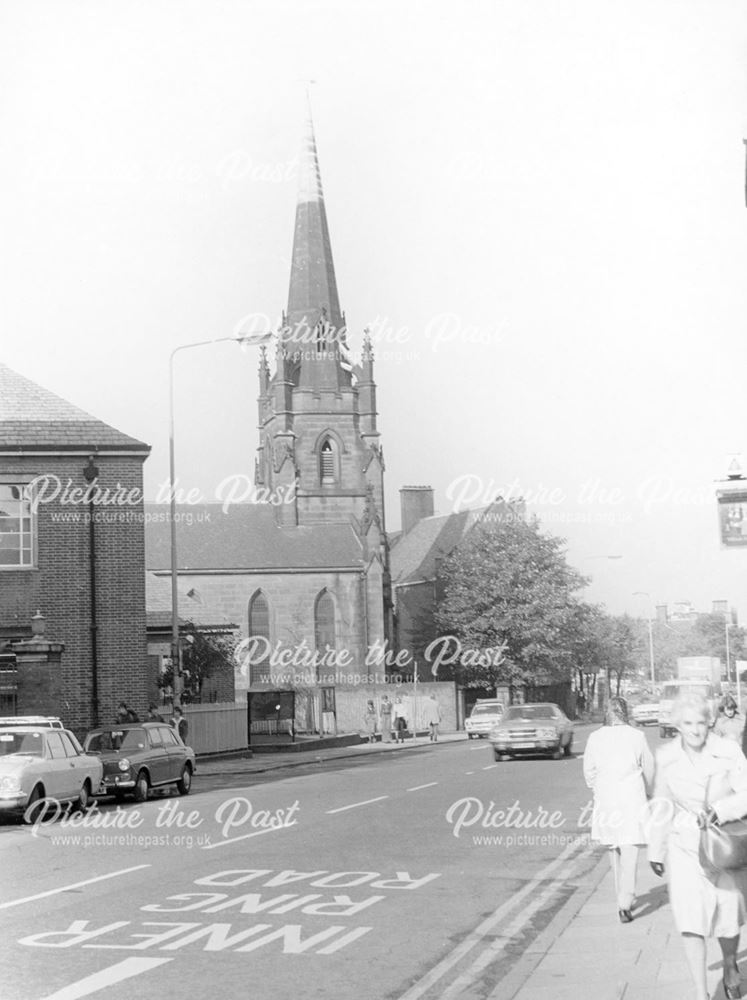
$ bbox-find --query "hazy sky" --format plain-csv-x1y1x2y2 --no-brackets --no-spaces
2,0,747,622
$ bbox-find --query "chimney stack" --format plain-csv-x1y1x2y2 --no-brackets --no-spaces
400,486,434,536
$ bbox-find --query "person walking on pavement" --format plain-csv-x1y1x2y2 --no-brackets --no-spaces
424,695,441,742
380,695,393,743
147,703,165,723
116,701,139,724
648,693,747,1000
583,696,654,924
171,706,188,744
363,700,378,743
393,695,407,743
714,695,745,744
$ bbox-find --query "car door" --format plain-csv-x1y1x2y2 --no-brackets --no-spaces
44,731,75,801
59,731,91,797
158,725,184,783
146,726,169,786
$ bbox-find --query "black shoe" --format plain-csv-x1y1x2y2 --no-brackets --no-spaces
618,909,633,923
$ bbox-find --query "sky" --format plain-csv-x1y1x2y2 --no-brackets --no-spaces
2,0,747,623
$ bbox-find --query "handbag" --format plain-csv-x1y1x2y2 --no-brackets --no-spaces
698,775,747,871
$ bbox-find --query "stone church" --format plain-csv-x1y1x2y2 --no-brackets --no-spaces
146,103,392,699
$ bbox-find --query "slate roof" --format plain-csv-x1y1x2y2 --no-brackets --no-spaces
390,505,497,587
144,503,364,572
145,573,238,630
0,363,150,452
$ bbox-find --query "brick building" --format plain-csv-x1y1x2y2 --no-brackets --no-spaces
0,363,151,733
146,100,392,706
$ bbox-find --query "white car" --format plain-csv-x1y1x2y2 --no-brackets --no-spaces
632,702,659,726
0,726,103,822
465,700,505,739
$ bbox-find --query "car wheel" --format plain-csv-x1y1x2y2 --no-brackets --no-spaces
133,770,150,803
563,737,573,758
176,765,192,795
467,734,474,740
22,784,46,825
552,748,563,760
76,780,92,812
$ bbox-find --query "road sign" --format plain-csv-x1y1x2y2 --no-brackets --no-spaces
717,489,747,547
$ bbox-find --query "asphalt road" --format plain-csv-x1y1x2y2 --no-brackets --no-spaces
0,727,658,1000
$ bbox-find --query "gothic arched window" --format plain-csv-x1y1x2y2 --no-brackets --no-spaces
248,592,271,684
314,590,336,680
320,438,338,485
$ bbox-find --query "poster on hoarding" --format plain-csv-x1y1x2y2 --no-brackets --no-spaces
717,490,747,547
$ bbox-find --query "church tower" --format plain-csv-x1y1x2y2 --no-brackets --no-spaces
255,98,386,538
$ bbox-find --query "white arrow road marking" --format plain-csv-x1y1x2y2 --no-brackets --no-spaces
407,782,438,791
0,865,151,910
40,958,172,999
326,795,389,814
482,764,498,770
397,839,590,1000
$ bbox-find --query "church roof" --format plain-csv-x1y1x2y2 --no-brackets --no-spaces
144,503,364,572
390,506,497,587
145,573,238,631
0,363,150,452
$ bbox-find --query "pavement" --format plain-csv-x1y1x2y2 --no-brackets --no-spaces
491,850,740,1000
196,729,467,776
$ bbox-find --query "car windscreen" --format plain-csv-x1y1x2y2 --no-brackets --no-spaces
0,731,45,756
471,705,503,716
503,706,555,721
87,729,146,752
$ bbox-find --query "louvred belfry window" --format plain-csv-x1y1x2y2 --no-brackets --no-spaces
320,439,336,484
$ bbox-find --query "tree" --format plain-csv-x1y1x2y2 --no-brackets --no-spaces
159,624,236,703
433,510,589,688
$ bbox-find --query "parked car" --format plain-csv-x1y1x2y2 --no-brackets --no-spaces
0,716,64,729
84,722,196,801
631,700,660,726
488,703,574,760
0,726,103,821
465,699,505,739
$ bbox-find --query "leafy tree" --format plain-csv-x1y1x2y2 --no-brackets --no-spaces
433,511,589,688
159,624,236,703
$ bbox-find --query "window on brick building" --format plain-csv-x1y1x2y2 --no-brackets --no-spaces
248,592,271,685
0,485,33,568
320,438,338,485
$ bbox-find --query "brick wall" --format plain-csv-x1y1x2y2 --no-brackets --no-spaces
0,454,149,736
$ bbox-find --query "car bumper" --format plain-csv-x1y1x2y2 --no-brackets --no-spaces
0,793,27,811
101,778,135,791
490,739,561,754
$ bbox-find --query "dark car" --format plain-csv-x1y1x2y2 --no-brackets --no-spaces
488,703,574,761
83,722,196,802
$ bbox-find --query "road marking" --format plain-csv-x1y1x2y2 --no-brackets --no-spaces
482,765,498,770
202,825,292,850
40,957,172,999
0,865,151,911
396,839,588,1000
326,795,389,814
465,771,475,775
407,782,438,791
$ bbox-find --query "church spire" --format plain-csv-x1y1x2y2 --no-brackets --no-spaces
285,94,347,388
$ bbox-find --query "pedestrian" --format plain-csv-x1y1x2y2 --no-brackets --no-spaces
583,696,654,923
714,695,744,744
424,695,442,742
648,693,747,1000
116,701,139,724
380,695,393,743
393,695,407,743
147,703,165,723
171,706,188,744
363,700,378,743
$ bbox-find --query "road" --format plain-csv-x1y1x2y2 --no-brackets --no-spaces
0,727,652,1000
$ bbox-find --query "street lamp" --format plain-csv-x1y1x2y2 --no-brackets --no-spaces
633,592,656,689
169,331,271,706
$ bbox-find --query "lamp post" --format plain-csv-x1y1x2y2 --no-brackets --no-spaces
633,591,656,690
169,332,271,706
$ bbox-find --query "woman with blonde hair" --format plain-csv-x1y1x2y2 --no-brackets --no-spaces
583,696,654,922
649,693,747,1000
